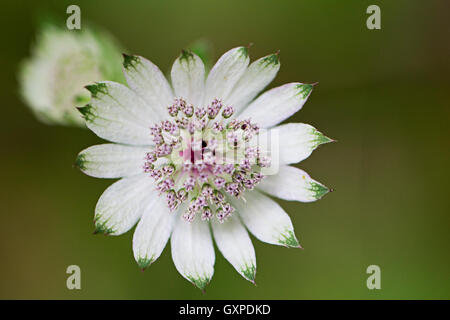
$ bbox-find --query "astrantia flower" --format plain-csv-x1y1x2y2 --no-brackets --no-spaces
76,47,333,290
19,23,124,126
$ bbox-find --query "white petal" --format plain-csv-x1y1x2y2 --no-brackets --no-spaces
76,144,151,178
203,47,249,105
258,166,329,202
211,214,256,282
80,81,155,145
228,53,280,115
171,216,215,290
170,51,205,106
132,197,176,269
122,54,174,118
239,83,314,128
231,190,300,248
94,174,157,235
256,122,332,165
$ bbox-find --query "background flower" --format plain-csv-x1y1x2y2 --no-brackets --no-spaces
18,22,124,126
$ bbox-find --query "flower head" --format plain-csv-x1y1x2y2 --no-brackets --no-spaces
76,46,333,290
19,23,124,126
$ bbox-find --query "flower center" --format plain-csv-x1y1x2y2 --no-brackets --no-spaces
143,98,271,223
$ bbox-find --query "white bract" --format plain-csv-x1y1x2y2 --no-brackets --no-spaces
19,24,123,126
76,47,333,290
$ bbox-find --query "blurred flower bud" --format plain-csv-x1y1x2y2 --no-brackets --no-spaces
19,23,124,126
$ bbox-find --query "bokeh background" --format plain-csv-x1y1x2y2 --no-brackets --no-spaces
1,0,449,299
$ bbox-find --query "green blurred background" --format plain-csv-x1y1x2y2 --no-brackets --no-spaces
1,0,449,299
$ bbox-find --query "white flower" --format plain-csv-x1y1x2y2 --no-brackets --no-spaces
19,23,124,126
76,47,333,290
